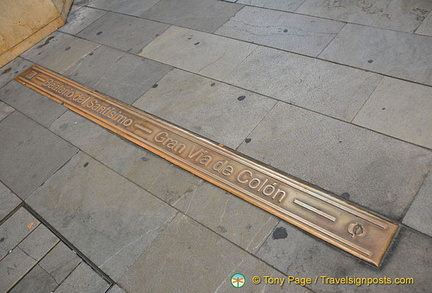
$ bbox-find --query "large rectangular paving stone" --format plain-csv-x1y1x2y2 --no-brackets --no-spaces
133,69,276,149
0,112,78,199
88,0,160,16
59,6,107,35
216,6,345,57
17,224,59,261
0,57,33,89
139,26,258,81
237,0,305,12
225,46,382,121
140,0,243,33
296,0,432,33
21,32,99,74
65,46,172,104
0,182,21,222
416,11,432,36
0,81,67,127
0,101,14,121
237,102,432,219
78,12,169,54
353,77,432,149
319,24,432,86
256,222,432,292
26,152,178,280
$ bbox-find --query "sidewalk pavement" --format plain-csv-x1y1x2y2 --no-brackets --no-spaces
1,0,432,292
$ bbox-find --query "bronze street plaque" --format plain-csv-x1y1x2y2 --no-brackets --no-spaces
16,65,398,267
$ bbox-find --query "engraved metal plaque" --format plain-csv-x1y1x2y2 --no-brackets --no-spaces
16,65,399,267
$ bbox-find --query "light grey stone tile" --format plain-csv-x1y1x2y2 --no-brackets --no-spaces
237,102,432,219
353,77,432,149
18,225,59,261
216,6,345,57
237,0,305,12
9,264,58,293
39,242,82,284
0,101,14,122
0,208,39,259
416,11,432,36
0,57,33,89
107,284,127,293
0,182,21,222
297,0,432,33
55,263,110,293
0,247,37,292
225,46,382,121
133,69,276,149
0,112,78,199
65,46,172,104
0,81,67,127
257,222,431,292
21,32,99,74
78,12,169,54
174,182,279,253
27,152,178,281
118,214,247,292
403,172,432,237
140,0,243,33
88,0,160,16
59,6,107,35
140,26,258,81
50,111,171,190
73,0,90,7
319,24,432,86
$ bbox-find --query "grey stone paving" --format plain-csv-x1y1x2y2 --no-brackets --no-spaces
55,263,110,293
0,182,20,222
416,11,432,36
59,6,106,35
237,0,305,12
0,101,14,122
0,246,37,292
0,57,33,89
87,0,160,16
9,264,58,293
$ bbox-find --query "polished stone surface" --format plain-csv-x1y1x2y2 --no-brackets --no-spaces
0,112,78,199
55,263,110,293
0,57,33,89
216,6,345,57
0,182,20,222
237,0,305,12
353,77,432,149
0,101,14,122
320,24,432,86
59,6,106,35
88,0,160,16
133,69,276,148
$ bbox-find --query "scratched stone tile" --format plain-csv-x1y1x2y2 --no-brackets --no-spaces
0,101,14,122
216,6,345,57
77,12,169,54
174,181,279,253
320,24,432,86
18,225,59,261
225,46,382,121
237,0,305,12
26,152,178,281
133,69,276,149
118,214,247,292
0,112,78,199
297,0,432,33
88,0,160,16
59,6,107,35
237,102,432,220
0,81,67,127
55,263,110,293
0,182,21,222
21,32,99,74
0,57,33,89
416,11,432,36
9,264,58,293
256,222,432,292
139,26,258,81
140,0,243,33
50,110,171,190
0,247,37,293
353,77,432,149
403,172,432,238
65,46,172,104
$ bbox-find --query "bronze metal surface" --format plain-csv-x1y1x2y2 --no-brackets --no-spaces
16,65,399,267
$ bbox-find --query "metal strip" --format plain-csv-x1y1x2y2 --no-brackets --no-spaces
16,65,398,267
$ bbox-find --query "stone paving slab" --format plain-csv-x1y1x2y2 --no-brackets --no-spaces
133,69,277,149
319,24,432,86
237,102,432,219
78,12,169,54
0,57,33,89
140,0,243,33
216,6,345,57
0,81,67,127
21,32,100,74
0,101,14,122
139,26,258,81
17,224,59,261
26,151,178,281
296,0,432,33
9,264,58,293
88,0,160,16
236,0,305,12
353,77,432,149
107,285,127,293
65,45,172,104
0,246,37,292
0,182,21,222
0,111,78,199
59,6,107,35
416,11,432,36
403,172,432,238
